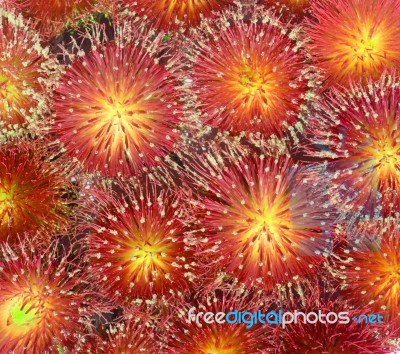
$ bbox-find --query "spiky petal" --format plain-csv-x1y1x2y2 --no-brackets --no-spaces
122,0,235,31
6,0,95,39
53,37,181,177
83,178,197,305
0,141,71,244
191,151,333,290
306,0,400,88
0,9,55,142
0,241,95,353
186,8,312,137
305,74,400,217
332,218,400,330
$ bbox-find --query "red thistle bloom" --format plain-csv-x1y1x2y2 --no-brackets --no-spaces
166,290,274,353
6,0,95,39
0,9,54,141
53,34,181,177
186,8,313,137
332,218,400,330
192,152,333,290
305,74,400,216
0,241,95,353
122,0,234,31
84,178,197,305
306,0,400,89
0,141,71,244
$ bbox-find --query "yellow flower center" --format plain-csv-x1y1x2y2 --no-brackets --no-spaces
375,142,399,166
202,342,240,354
245,202,289,243
375,262,400,297
200,330,245,354
2,295,43,335
8,300,40,328
0,184,15,223
106,101,128,123
0,187,12,202
354,36,378,59
345,24,384,70
0,73,19,101
124,236,173,283
359,130,400,182
368,135,400,178
131,241,164,268
240,67,265,95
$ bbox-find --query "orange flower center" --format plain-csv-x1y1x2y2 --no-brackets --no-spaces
243,196,292,244
197,328,247,354
369,135,400,179
240,67,264,92
122,234,174,283
346,26,382,68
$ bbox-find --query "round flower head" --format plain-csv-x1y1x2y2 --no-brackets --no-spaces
305,0,400,89
332,217,400,330
166,289,274,353
84,177,197,305
186,7,313,138
53,25,182,177
0,9,55,142
0,141,72,244
305,74,400,217
0,241,96,353
189,149,333,290
6,0,95,39
122,0,235,32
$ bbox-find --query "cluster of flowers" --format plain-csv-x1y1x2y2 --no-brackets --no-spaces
1,0,400,352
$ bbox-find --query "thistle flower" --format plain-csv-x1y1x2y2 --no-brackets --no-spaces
122,0,234,32
83,178,197,305
305,0,400,88
165,289,274,353
0,241,96,353
190,150,333,290
6,0,95,39
0,8,55,142
305,74,400,217
332,217,400,330
53,29,182,177
0,141,72,244
185,7,313,137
